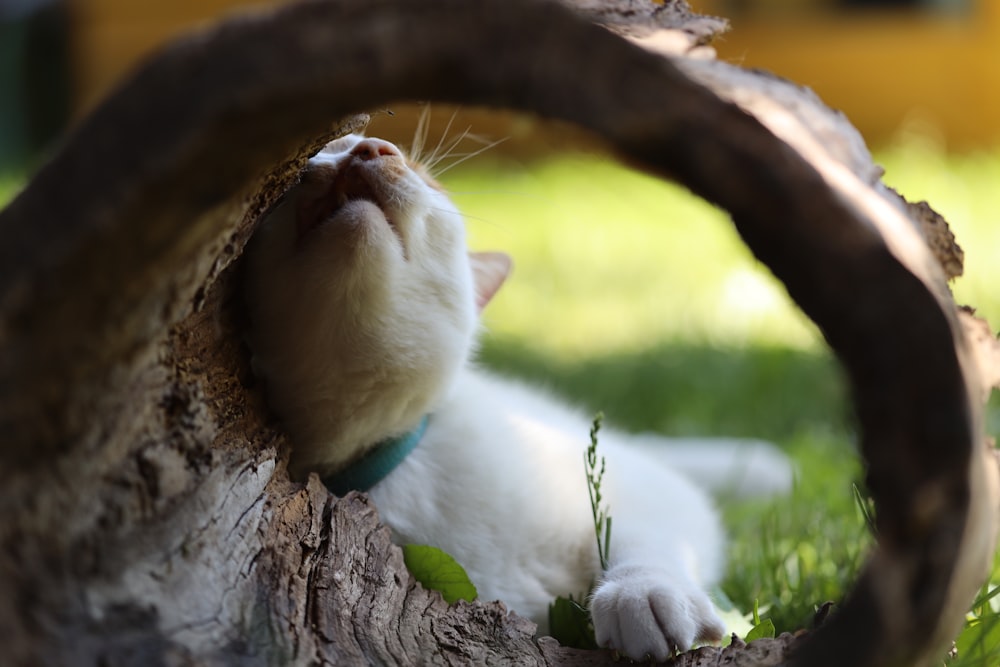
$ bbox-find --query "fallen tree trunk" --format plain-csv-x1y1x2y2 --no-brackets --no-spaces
1,0,997,665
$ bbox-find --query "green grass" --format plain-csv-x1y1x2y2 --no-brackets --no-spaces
454,156,821,354
877,137,1000,329
0,173,23,205
477,339,847,442
446,139,1000,663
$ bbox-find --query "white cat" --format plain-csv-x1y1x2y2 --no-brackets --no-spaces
244,133,793,661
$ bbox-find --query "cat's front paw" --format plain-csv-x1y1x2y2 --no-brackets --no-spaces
589,566,724,662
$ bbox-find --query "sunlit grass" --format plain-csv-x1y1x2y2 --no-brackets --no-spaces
452,141,1000,358
451,155,822,357
722,432,871,633
877,136,1000,327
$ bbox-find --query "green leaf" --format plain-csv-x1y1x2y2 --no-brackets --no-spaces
852,482,878,536
548,595,598,650
402,544,478,604
955,611,1000,662
746,619,776,642
971,583,1000,610
745,599,775,641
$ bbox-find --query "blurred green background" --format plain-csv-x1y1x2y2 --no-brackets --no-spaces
3,0,1000,662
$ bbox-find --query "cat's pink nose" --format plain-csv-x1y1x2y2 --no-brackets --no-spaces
350,138,401,161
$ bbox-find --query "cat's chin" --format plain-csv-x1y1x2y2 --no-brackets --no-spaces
296,198,406,259
294,155,412,244
297,178,377,237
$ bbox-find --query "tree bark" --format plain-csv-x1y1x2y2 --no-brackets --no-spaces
1,0,997,665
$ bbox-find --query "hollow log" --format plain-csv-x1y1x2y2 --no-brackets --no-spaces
1,0,997,665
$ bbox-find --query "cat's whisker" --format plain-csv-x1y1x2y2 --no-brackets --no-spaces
446,190,554,203
428,124,496,170
462,213,509,231
431,146,498,161
425,110,462,168
432,136,508,177
425,126,473,174
407,106,501,176
421,205,507,231
411,104,432,164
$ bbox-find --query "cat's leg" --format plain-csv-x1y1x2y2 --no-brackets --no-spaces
588,441,726,661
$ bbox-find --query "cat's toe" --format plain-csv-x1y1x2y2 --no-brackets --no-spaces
589,569,724,662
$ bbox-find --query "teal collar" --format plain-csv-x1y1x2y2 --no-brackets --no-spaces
321,415,430,496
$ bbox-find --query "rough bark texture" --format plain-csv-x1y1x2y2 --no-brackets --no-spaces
1,0,998,666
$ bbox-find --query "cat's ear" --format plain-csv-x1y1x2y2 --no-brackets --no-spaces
469,251,512,313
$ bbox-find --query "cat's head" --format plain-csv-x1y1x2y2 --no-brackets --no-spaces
245,133,509,475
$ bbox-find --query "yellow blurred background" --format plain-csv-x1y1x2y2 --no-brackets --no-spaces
63,0,1000,151
4,0,998,171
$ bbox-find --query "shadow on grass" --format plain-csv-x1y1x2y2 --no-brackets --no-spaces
477,336,852,446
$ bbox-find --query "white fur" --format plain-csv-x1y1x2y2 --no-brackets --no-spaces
245,134,792,660
245,135,478,474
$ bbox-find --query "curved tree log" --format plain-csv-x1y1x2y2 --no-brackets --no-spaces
1,0,997,665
